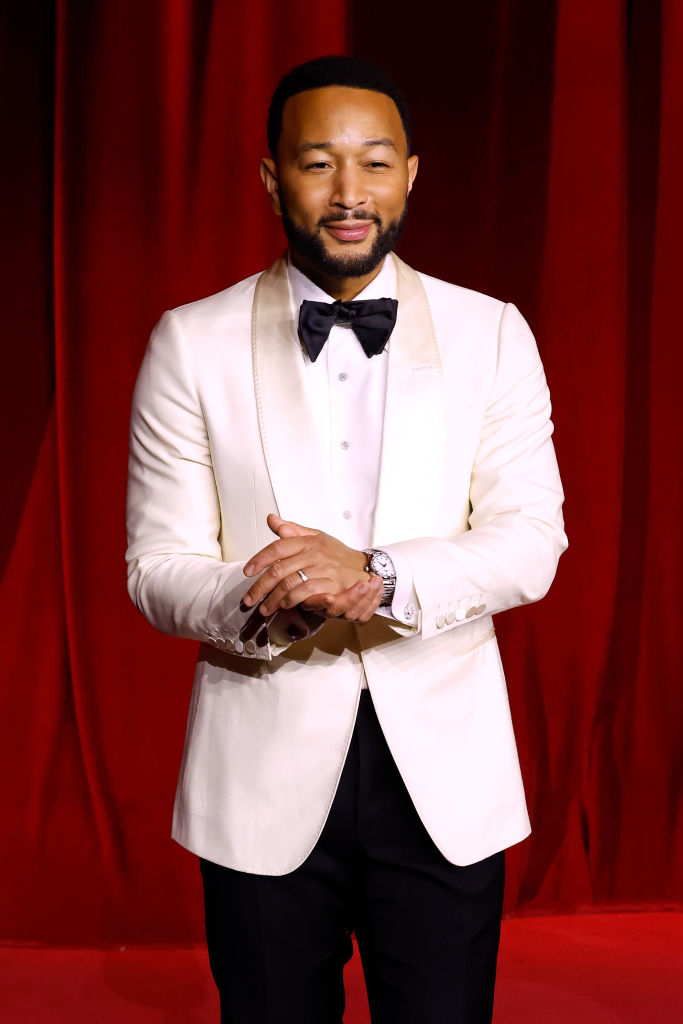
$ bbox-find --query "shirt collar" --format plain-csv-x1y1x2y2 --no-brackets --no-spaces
286,251,398,311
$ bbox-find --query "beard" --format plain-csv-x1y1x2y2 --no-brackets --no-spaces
279,195,409,279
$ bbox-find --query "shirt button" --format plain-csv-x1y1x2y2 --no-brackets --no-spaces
338,372,348,381
341,440,350,450
342,510,352,520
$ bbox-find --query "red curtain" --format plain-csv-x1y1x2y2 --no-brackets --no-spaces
1,0,681,945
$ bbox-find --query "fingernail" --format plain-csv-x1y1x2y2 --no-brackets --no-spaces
243,594,253,606
244,563,254,576
259,603,269,616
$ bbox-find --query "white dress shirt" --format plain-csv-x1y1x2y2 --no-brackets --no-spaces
287,255,419,673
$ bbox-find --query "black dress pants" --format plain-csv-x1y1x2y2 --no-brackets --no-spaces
200,691,505,1023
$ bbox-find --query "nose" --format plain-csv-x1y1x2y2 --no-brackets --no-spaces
329,164,368,211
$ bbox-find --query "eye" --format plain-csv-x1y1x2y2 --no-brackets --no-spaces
367,161,390,169
304,161,331,170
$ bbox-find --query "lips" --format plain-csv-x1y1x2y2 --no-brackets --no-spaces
323,221,374,242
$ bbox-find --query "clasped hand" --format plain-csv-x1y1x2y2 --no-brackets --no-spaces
242,514,383,623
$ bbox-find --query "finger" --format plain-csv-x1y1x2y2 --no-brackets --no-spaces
244,548,320,605
259,577,335,616
322,579,372,619
261,578,335,616
300,592,335,612
267,513,317,538
354,586,384,623
302,581,380,619
243,536,310,581
302,574,382,616
344,584,381,622
342,577,383,622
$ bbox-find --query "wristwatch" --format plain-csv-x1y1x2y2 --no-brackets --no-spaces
363,548,397,607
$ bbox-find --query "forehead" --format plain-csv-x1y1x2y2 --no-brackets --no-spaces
279,86,406,154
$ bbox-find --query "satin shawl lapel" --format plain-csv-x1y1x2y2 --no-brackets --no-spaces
372,255,445,544
252,258,338,534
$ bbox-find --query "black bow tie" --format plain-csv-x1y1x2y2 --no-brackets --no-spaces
298,297,398,363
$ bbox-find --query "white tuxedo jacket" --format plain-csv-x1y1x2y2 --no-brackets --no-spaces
126,254,567,873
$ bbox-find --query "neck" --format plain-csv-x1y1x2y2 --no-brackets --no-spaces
290,250,385,301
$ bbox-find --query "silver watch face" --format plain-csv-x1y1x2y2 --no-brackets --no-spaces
373,551,390,572
364,549,397,608
366,549,396,584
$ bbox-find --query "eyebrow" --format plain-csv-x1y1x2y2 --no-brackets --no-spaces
298,137,399,155
364,137,399,152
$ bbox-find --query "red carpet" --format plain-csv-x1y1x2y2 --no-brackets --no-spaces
1,913,680,1022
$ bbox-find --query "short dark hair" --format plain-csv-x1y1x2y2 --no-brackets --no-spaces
267,55,412,158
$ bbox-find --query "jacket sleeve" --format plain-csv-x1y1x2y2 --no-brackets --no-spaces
125,309,313,660
387,302,568,640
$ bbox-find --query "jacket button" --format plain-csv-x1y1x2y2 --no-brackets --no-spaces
455,608,466,621
474,603,486,615
244,639,256,655
446,611,455,624
233,638,244,654
436,615,445,629
465,607,476,618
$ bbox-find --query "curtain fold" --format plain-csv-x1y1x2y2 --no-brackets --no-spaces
1,0,680,943
353,0,682,915
2,0,349,944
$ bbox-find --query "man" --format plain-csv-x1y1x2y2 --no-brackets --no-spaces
126,56,567,1023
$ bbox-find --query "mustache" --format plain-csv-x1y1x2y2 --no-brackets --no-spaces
317,211,381,226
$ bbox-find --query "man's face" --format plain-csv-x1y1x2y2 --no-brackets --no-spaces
261,86,418,280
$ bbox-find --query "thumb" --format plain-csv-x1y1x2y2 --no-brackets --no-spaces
266,512,314,537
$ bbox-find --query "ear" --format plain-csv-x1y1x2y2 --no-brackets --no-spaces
260,158,282,216
406,154,419,194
